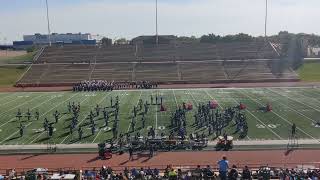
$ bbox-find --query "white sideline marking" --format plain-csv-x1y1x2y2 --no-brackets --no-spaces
172,89,178,107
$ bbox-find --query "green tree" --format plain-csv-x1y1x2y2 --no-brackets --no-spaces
114,38,129,45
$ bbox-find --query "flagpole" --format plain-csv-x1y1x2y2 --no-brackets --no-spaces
156,0,159,45
264,0,268,39
46,0,52,46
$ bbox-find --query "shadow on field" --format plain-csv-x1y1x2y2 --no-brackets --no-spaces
58,132,69,138
36,137,50,143
20,154,41,160
6,136,20,142
87,156,100,163
284,149,294,156
68,134,91,144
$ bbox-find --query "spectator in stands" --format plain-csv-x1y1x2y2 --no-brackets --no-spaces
242,165,252,180
130,168,139,178
139,167,145,179
193,165,202,179
8,168,16,179
153,168,160,178
228,165,239,180
168,167,177,180
203,165,214,178
177,168,183,179
123,167,129,179
145,167,153,177
217,156,229,180
164,165,171,178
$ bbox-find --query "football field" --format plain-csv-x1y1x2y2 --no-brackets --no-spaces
0,87,320,145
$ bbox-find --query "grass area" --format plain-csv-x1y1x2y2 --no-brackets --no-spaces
0,51,36,64
0,66,27,87
0,87,319,145
298,62,320,82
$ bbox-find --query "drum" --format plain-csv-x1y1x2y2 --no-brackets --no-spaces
226,136,233,145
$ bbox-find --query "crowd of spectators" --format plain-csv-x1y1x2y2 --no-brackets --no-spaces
80,163,320,180
3,159,320,180
73,80,158,92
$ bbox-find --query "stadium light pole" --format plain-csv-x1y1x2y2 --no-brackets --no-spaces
155,0,159,45
264,0,268,39
45,0,52,46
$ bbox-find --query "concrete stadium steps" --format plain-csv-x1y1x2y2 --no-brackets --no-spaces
137,44,177,61
36,41,279,64
18,41,301,85
40,64,91,83
39,45,97,63
18,60,299,85
91,63,133,81
223,60,288,80
19,64,91,84
96,45,136,62
135,63,179,81
179,62,226,82
18,65,48,84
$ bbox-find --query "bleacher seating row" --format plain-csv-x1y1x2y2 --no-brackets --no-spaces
17,60,299,85
36,41,279,64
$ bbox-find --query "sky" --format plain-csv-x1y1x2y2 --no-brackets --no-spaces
0,0,319,44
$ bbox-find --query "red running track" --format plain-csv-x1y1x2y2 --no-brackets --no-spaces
1,150,320,172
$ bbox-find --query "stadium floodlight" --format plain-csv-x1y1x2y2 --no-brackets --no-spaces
156,0,159,45
265,0,268,38
45,0,52,46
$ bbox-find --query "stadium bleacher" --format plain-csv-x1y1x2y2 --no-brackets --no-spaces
16,41,299,86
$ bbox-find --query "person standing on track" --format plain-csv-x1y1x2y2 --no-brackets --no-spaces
129,146,133,161
291,123,296,137
218,155,229,180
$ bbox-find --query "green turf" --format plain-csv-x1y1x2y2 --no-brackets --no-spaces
0,51,35,64
0,87,320,145
0,66,27,87
298,62,320,82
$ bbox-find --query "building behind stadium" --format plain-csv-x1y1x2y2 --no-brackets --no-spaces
13,33,97,49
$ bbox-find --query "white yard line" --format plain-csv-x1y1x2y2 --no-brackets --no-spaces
172,89,178,108
240,89,318,141
155,91,158,131
126,91,142,133
91,92,117,143
268,88,320,113
27,93,79,144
